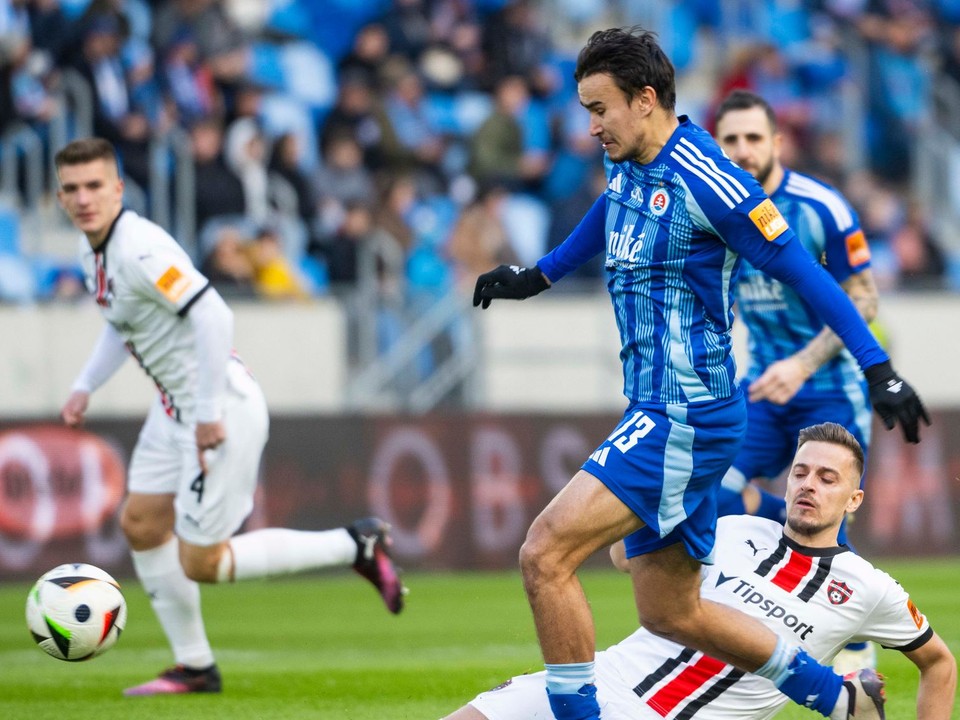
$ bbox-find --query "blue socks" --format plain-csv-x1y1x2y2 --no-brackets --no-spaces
756,641,842,717
545,662,600,720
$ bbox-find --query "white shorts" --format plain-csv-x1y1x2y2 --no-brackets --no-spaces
128,362,269,546
468,653,659,720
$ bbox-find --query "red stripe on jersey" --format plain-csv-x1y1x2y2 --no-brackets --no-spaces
647,654,726,716
95,253,109,306
770,549,812,593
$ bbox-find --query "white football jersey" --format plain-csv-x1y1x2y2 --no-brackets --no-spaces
78,209,214,423
596,516,932,719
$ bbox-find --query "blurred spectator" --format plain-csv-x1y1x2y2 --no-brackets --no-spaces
28,0,71,66
190,116,246,230
319,201,380,289
468,74,549,191
545,163,606,285
320,70,385,170
890,199,948,290
446,182,519,293
158,26,219,125
373,172,417,252
247,225,309,300
10,34,59,124
200,222,256,299
268,131,316,225
381,0,431,61
151,0,249,85
70,13,151,186
337,22,391,90
855,2,933,182
426,0,484,88
47,265,86,301
224,116,270,225
314,130,376,236
378,59,445,182
480,0,554,95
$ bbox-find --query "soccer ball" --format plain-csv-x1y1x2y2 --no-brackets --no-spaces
26,563,127,661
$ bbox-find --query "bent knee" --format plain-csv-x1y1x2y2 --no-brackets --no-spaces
179,545,225,583
120,505,173,550
638,607,699,642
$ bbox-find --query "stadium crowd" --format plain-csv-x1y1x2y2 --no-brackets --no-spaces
0,0,957,307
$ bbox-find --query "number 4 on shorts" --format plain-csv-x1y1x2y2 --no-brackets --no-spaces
190,472,205,503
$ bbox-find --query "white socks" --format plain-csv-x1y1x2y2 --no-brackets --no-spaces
217,528,357,582
131,536,214,669
830,686,851,720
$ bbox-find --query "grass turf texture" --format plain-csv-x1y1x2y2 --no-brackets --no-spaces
1,560,958,719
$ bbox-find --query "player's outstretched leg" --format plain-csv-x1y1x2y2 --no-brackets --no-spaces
347,517,407,614
842,668,886,719
124,663,222,696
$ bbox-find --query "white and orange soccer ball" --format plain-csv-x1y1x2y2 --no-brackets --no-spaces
26,563,127,661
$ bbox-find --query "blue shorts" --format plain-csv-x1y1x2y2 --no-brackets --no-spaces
731,382,871,487
583,390,746,564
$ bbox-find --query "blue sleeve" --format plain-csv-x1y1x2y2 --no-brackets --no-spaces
754,237,888,370
537,194,606,282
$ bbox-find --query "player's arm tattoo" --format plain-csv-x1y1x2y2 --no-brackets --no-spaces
793,268,879,374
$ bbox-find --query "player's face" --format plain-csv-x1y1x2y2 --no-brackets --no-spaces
579,73,652,163
715,106,780,186
56,158,124,247
784,440,863,545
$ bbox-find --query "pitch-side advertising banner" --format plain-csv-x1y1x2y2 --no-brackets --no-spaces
0,414,957,579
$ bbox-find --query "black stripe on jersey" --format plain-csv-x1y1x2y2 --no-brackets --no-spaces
633,647,697,697
94,208,128,255
674,669,746,719
754,538,788,577
884,626,933,653
177,282,211,318
797,555,834,602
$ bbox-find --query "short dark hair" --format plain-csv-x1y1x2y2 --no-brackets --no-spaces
54,138,119,173
714,89,777,131
796,422,864,480
574,27,676,111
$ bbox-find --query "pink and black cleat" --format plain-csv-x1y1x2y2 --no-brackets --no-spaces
347,517,408,614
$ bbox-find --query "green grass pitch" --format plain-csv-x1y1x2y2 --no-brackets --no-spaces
2,559,958,719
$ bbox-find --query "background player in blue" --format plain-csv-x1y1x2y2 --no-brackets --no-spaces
712,90,882,674
473,27,928,720
712,90,877,545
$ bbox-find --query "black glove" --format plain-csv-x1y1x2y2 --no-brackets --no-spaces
864,361,930,444
473,264,550,309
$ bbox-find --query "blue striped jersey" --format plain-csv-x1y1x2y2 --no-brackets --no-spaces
541,117,797,405
737,169,871,397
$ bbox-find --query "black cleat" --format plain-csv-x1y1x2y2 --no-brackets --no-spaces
347,517,407,614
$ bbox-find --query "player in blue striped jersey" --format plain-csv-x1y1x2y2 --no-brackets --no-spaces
473,27,928,720
712,90,877,552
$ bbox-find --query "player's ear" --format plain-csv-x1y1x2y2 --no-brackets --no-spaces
846,488,864,515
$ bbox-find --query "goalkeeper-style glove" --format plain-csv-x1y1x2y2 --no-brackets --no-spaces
473,264,550,309
864,360,930,444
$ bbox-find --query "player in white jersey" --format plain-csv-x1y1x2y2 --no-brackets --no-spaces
55,138,407,696
444,423,956,720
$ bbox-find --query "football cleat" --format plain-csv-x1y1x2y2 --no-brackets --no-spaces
833,642,877,676
123,663,222,696
347,517,407,614
843,668,886,719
